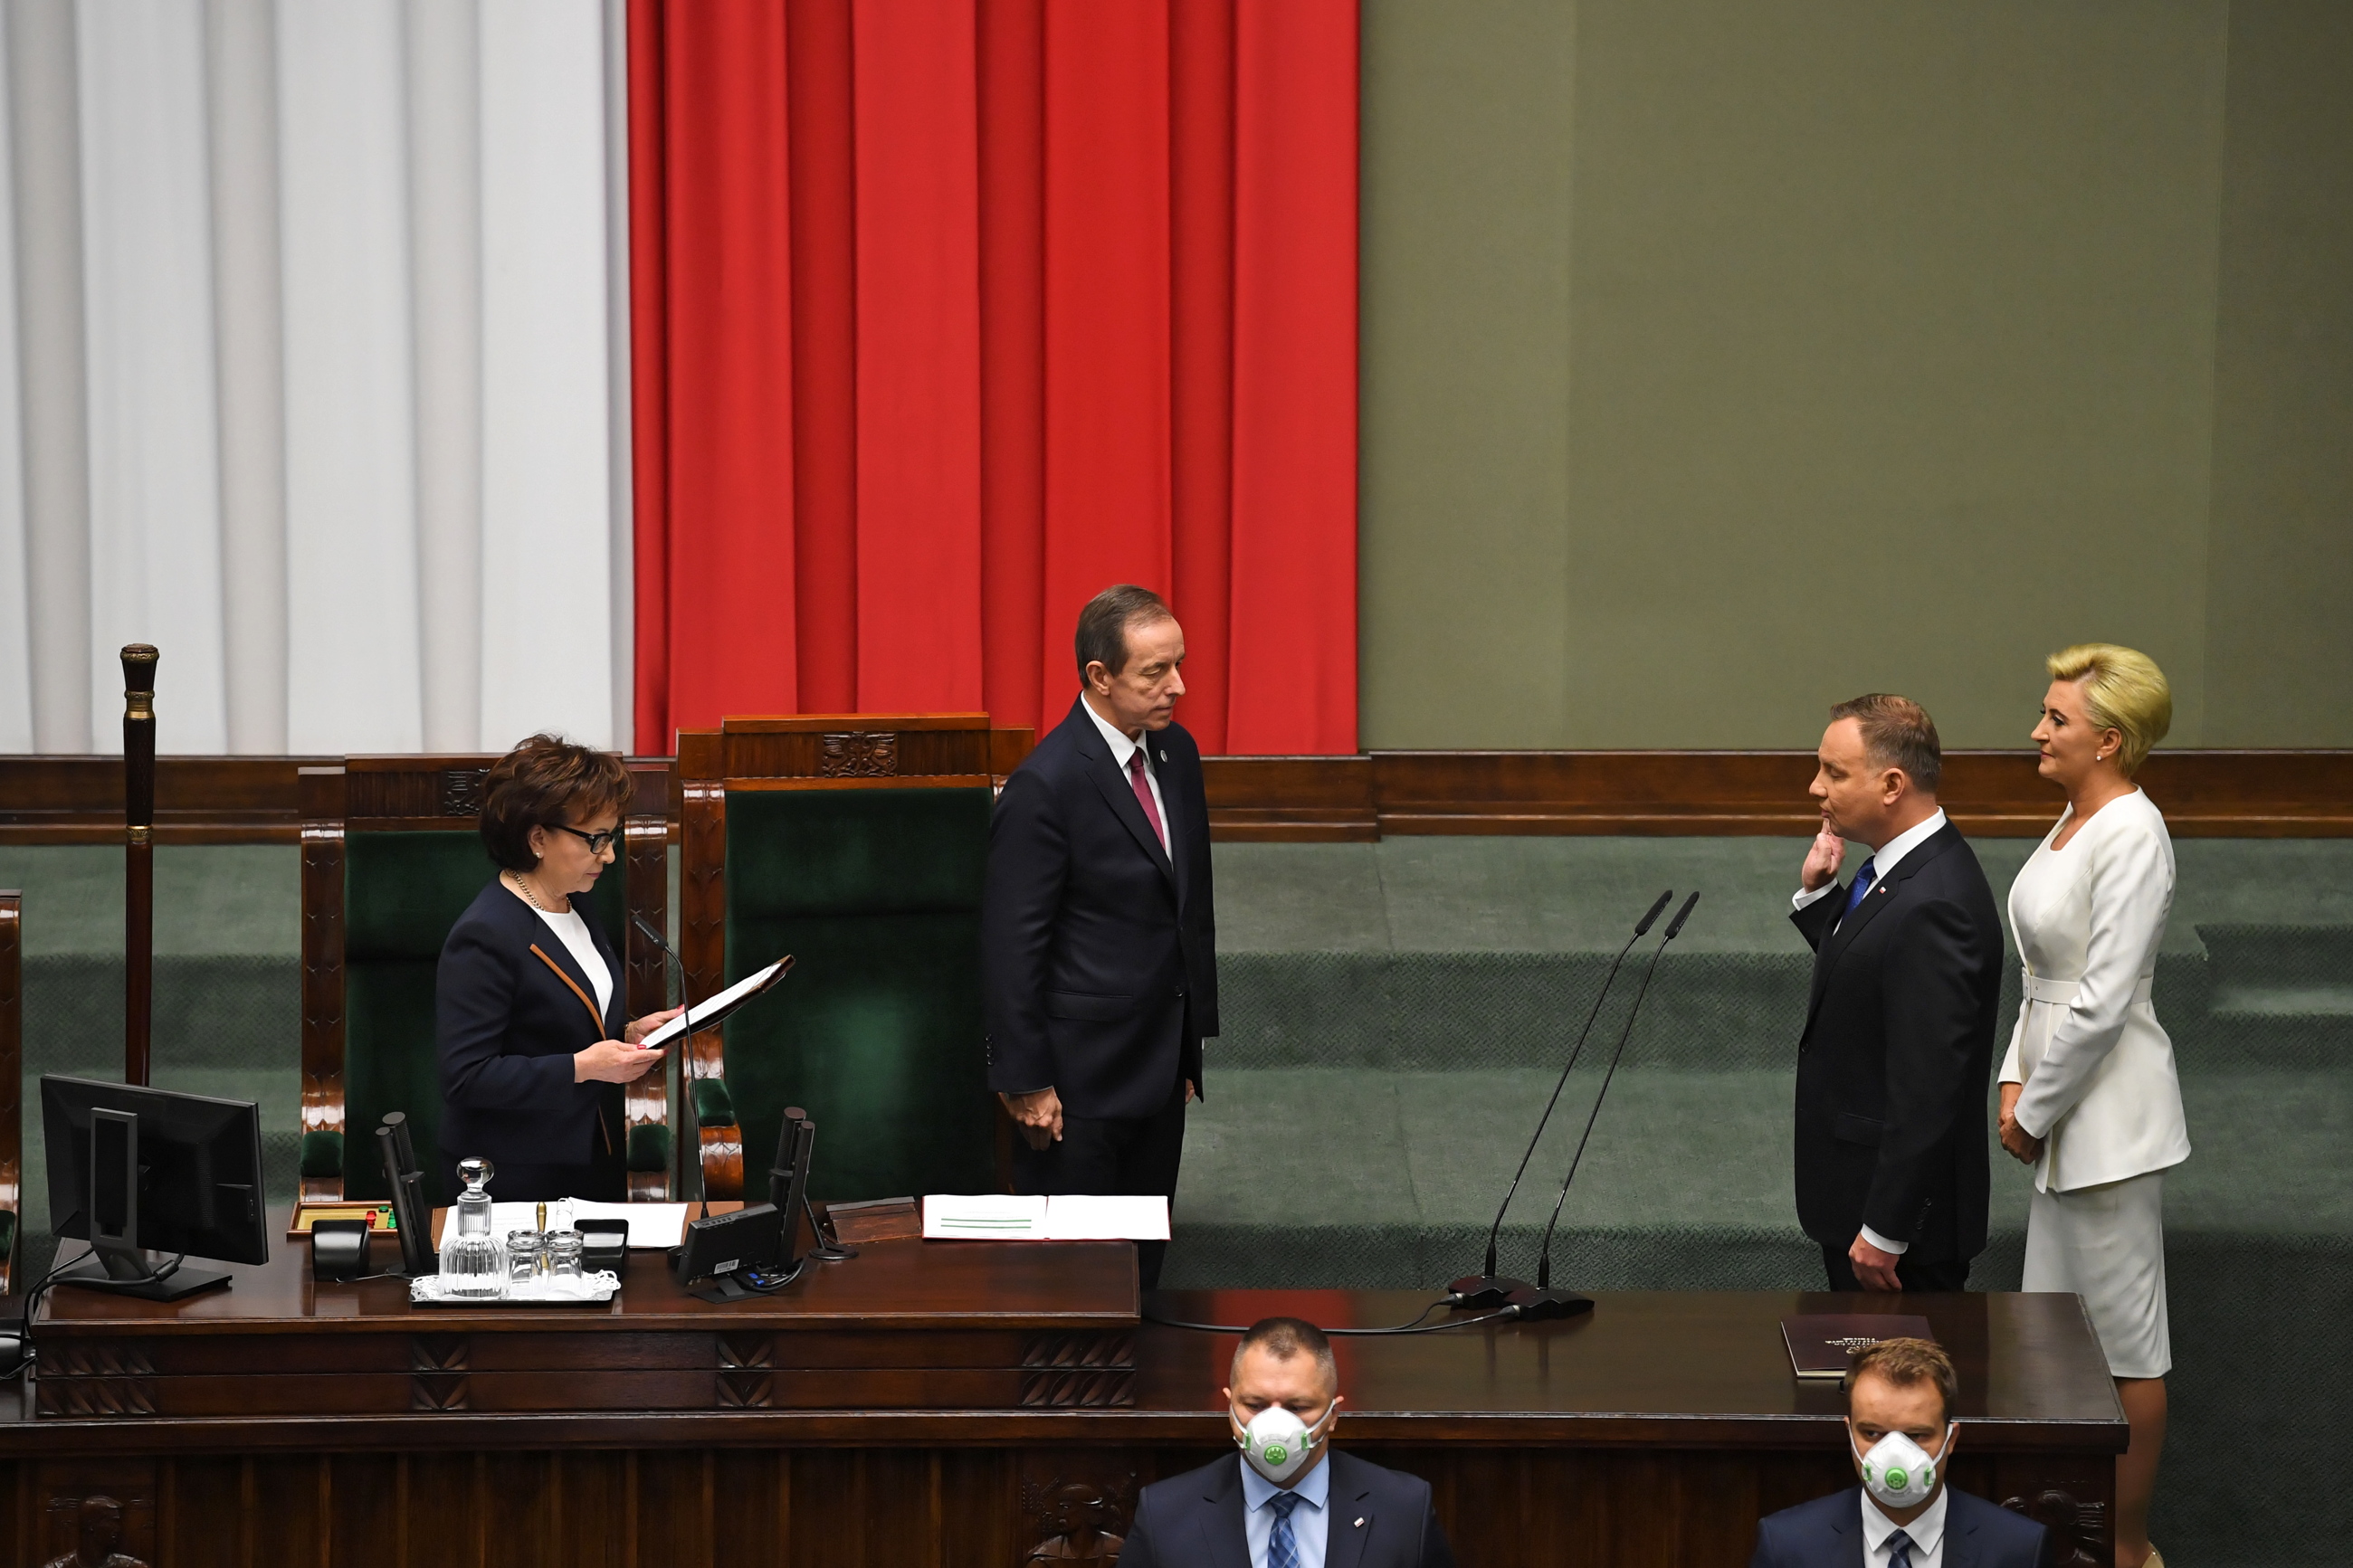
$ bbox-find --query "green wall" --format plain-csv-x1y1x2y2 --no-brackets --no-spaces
1361,0,2353,749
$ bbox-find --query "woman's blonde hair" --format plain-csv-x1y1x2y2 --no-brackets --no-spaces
2045,643,2171,776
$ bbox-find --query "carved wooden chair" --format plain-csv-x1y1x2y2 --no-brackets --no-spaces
298,755,674,1206
676,716,1032,1202
0,889,18,1292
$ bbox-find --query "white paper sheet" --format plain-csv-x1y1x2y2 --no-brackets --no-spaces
921,1193,1168,1241
634,958,791,1050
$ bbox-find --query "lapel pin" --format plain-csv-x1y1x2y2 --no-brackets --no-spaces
1355,1517,1366,1528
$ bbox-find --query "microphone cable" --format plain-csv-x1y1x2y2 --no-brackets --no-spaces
1143,1299,1517,1336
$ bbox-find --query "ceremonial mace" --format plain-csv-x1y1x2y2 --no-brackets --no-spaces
122,643,157,1087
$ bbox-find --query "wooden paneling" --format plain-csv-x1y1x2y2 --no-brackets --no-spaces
0,1443,2123,1568
9,746,2345,843
1207,747,2353,838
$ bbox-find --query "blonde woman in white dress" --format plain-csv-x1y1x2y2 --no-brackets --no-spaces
1997,643,2188,1568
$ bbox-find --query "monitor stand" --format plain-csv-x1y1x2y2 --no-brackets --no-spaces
54,1248,231,1302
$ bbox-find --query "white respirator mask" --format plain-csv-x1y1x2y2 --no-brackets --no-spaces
1234,1402,1338,1486
1852,1422,1955,1511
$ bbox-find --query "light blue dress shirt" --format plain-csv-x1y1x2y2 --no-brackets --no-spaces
1240,1452,1331,1568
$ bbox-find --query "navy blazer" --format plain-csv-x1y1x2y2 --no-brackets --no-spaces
437,879,625,1177
982,697,1219,1120
1119,1450,1455,1568
1751,1486,2053,1567
1790,823,2005,1262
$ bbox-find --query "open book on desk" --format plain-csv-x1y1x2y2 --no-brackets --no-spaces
922,1194,1169,1241
635,956,794,1050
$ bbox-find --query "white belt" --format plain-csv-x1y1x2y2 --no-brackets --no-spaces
2021,970,2154,1004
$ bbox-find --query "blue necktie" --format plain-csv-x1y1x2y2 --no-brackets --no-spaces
1268,1490,1303,1568
1886,1525,1915,1568
1843,857,1879,916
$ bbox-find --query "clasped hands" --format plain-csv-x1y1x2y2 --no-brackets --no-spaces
1996,1081,2043,1165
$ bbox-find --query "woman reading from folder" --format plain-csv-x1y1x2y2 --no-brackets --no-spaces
437,735,680,1203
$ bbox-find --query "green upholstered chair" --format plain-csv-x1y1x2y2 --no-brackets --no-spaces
0,889,19,1291
676,717,1032,1202
297,756,674,1208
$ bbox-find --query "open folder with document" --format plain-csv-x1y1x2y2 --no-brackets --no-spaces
922,1193,1170,1241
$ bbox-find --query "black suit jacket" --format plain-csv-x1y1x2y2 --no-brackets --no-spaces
1791,822,2005,1262
1120,1450,1456,1568
1751,1486,2053,1567
982,698,1218,1120
437,879,625,1173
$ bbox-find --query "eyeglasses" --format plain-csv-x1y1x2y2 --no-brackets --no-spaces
551,823,620,855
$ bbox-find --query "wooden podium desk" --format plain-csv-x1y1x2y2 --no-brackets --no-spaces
0,1221,2123,1568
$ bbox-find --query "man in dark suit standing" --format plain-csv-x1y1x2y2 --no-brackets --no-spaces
1753,1337,2052,1567
1120,1316,1456,1568
984,584,1218,1288
1792,694,2004,1292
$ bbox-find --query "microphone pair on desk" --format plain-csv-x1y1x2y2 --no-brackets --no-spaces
1447,889,1700,1322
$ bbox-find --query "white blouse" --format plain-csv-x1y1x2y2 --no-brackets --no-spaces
1998,788,2191,1193
530,904,614,1022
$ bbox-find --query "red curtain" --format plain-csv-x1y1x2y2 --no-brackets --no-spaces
630,0,1358,755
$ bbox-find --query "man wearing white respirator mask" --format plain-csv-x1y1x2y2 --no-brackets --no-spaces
1119,1317,1455,1568
1752,1339,2053,1567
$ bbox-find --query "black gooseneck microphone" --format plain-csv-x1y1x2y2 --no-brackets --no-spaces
630,913,700,1047
1446,889,1672,1309
1505,890,1700,1322
632,914,708,1215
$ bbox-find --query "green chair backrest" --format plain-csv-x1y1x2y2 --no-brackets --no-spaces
341,832,626,1199
722,786,995,1202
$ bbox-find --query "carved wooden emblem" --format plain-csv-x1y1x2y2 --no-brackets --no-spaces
411,1373,469,1411
1018,1467,1135,1563
1024,1333,1136,1371
717,1369,773,1409
1018,1368,1136,1408
40,1344,155,1379
411,1335,470,1372
35,1378,157,1419
819,732,898,777
439,768,491,816
42,1491,151,1568
2002,1488,2109,1568
717,1333,774,1369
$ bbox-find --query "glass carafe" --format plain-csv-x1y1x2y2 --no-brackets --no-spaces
438,1157,507,1298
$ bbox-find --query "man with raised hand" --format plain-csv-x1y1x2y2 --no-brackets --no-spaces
1792,695,2005,1292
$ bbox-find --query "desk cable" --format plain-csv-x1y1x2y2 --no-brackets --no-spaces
3,1245,186,1380
1143,1298,1517,1336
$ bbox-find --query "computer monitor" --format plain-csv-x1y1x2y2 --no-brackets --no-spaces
42,1074,270,1301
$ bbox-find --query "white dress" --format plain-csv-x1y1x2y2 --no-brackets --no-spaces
1999,787,2189,1379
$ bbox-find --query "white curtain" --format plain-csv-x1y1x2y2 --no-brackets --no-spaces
0,0,631,756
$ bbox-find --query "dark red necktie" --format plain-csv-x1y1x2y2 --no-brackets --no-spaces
1126,750,1167,854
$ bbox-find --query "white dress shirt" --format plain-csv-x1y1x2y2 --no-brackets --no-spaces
529,904,614,1021
1861,1484,1947,1568
1791,809,1949,917
1997,788,2190,1192
1240,1454,1330,1568
1792,809,1948,1256
1083,695,1173,859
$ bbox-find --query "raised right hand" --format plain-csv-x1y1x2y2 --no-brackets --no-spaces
575,1039,663,1084
1800,823,1846,891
